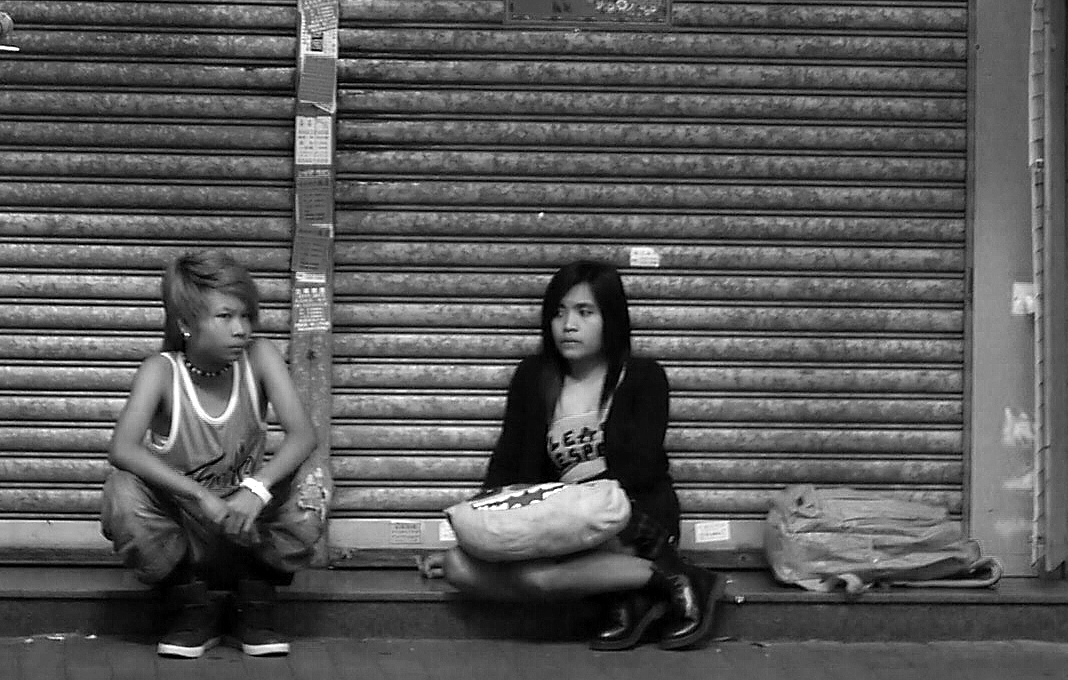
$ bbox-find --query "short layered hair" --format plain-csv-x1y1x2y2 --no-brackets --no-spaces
160,250,260,351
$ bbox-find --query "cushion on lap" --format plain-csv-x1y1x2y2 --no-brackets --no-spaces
445,479,632,562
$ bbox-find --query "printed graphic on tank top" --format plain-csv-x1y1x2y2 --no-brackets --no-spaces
144,351,267,494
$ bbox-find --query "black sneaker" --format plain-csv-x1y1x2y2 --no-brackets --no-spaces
157,581,222,658
232,579,290,656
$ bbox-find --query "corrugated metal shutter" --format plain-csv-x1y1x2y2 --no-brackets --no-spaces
331,0,968,563
0,1,297,561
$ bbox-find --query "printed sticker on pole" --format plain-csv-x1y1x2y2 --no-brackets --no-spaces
296,168,334,225
299,0,339,33
292,272,331,333
300,25,338,59
298,26,338,112
292,224,333,273
295,115,333,166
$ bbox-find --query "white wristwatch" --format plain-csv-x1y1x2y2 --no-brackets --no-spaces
239,476,272,504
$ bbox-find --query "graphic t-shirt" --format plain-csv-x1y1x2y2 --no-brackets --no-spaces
546,409,608,483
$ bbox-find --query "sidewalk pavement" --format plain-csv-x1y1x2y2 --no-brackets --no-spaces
3,635,1067,680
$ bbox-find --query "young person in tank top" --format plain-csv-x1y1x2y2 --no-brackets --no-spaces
443,260,724,651
100,250,323,659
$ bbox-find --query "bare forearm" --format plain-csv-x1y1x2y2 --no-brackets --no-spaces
251,431,317,489
109,446,211,503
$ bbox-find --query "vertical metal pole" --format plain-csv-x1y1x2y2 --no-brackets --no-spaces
290,0,339,567
1040,0,1068,574
1031,0,1068,575
1029,0,1049,572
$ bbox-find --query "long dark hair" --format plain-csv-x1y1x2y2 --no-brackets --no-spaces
160,250,260,352
539,259,632,411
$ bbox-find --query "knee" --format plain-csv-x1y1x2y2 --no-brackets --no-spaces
514,562,565,599
441,547,479,591
98,471,187,585
102,468,140,501
270,508,324,550
100,470,151,528
252,516,323,574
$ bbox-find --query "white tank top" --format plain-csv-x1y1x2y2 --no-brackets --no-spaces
144,351,267,495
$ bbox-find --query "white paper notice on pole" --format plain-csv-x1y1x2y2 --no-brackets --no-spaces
629,246,661,268
292,224,333,273
295,168,334,225
299,0,338,33
295,116,332,166
300,26,338,59
298,54,337,112
292,271,331,333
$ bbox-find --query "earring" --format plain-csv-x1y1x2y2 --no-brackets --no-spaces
182,331,190,339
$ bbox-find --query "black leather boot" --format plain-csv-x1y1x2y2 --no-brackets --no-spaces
620,508,724,650
589,590,668,651
648,555,724,650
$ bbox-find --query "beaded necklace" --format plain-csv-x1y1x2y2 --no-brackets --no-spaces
183,356,231,379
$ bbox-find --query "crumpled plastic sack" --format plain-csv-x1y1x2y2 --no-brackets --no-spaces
764,484,1002,594
445,479,631,562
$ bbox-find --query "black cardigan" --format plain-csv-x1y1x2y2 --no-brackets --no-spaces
482,354,681,535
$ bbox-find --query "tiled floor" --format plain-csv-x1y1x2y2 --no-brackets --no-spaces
4,635,1068,680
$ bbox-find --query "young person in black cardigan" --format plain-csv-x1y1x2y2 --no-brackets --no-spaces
443,260,723,650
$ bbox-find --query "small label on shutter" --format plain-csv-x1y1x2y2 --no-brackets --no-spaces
1011,282,1035,315
438,520,456,543
693,520,731,543
389,520,423,545
629,246,660,268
